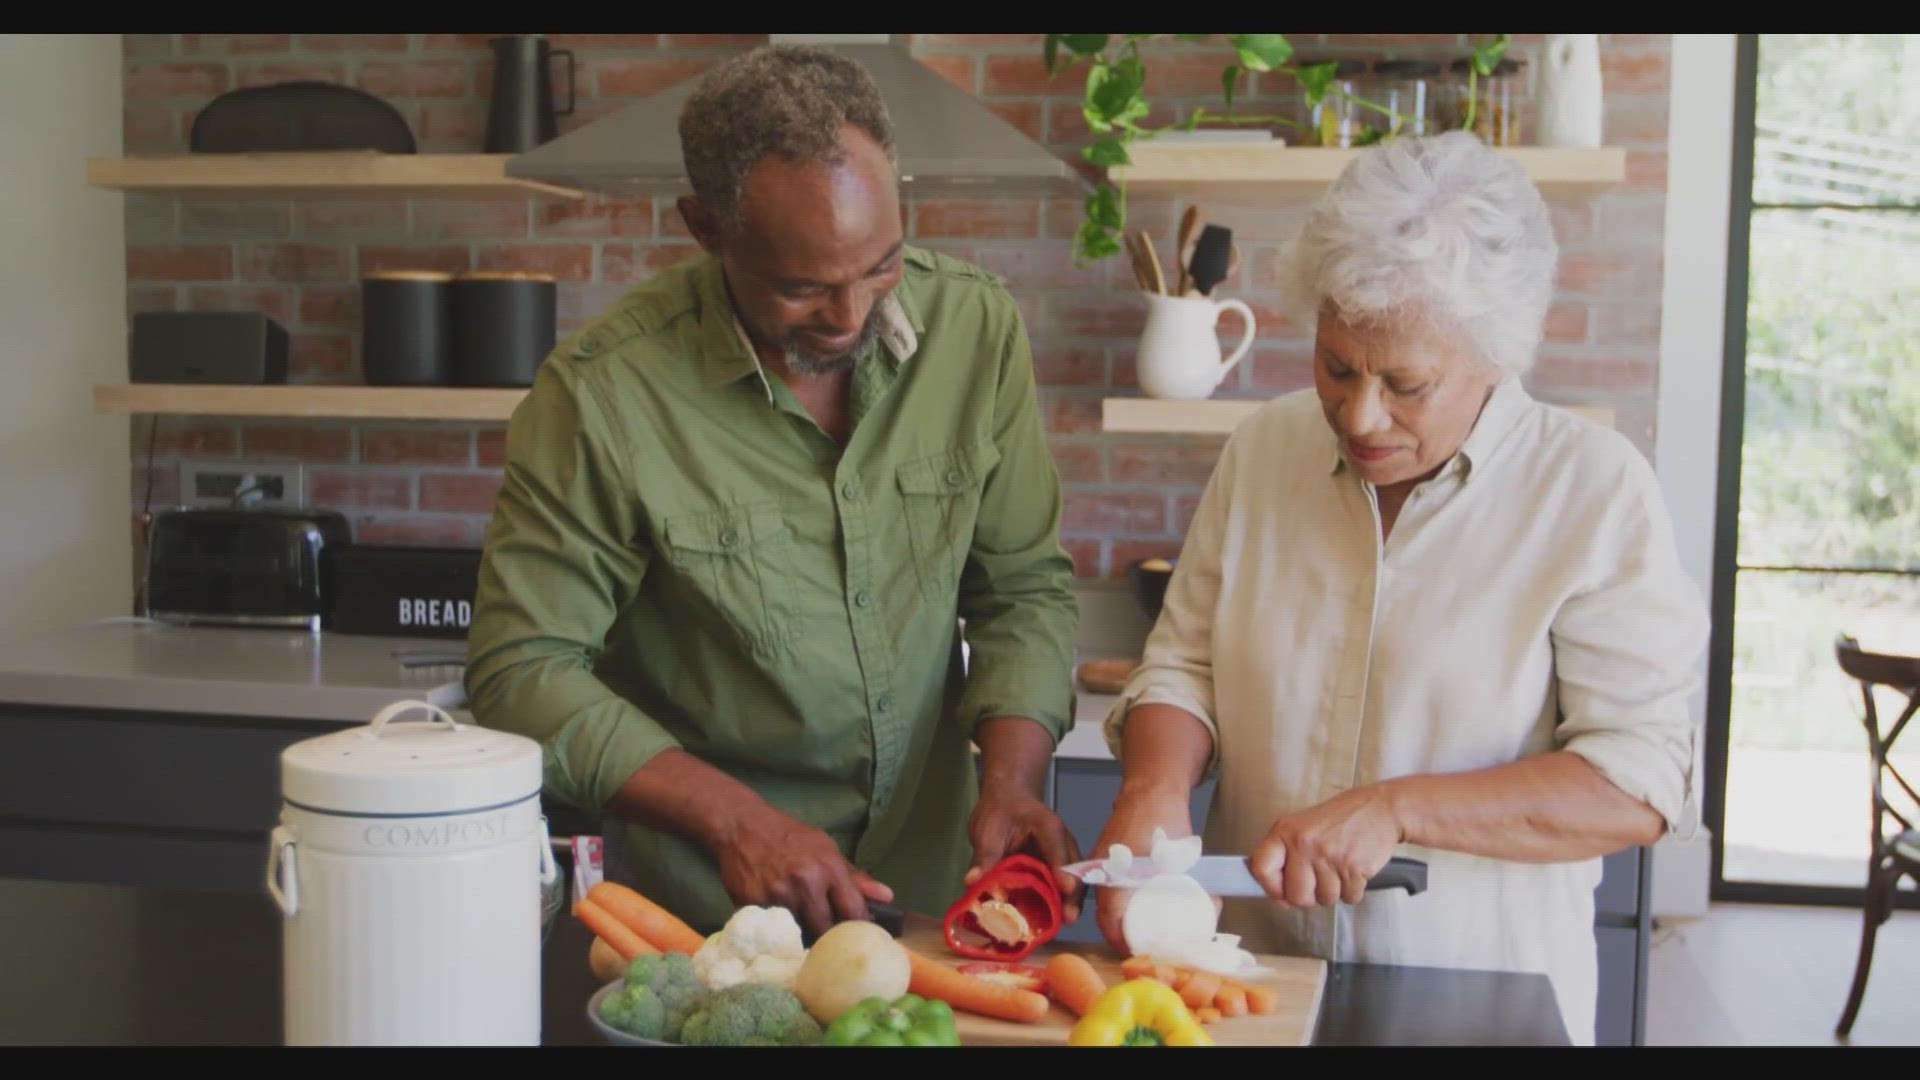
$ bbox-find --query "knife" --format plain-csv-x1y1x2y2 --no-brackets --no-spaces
1061,855,1427,897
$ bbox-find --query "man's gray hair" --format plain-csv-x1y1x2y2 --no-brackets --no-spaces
1280,130,1559,378
678,44,896,238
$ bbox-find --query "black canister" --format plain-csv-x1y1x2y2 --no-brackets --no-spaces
361,271,454,386
451,271,558,387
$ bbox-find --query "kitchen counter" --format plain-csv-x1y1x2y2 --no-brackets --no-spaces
0,619,465,723
536,908,1572,1047
0,618,1125,758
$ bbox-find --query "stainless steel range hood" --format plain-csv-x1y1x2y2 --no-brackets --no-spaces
504,38,1084,198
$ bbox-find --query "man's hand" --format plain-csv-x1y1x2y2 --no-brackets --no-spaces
970,716,1083,920
711,801,894,939
966,777,1085,921
1248,784,1404,909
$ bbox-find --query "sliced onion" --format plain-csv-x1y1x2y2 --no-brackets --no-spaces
1120,872,1216,960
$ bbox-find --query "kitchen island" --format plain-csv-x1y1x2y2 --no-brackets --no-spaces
0,616,1623,1045
536,908,1572,1046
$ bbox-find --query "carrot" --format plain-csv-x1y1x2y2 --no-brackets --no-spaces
586,882,706,955
1151,961,1179,985
1242,985,1280,1015
907,948,1052,1025
1215,985,1249,1018
1170,967,1194,991
1180,971,1222,1011
1195,1006,1222,1025
1120,956,1156,981
573,898,654,962
1046,953,1107,1018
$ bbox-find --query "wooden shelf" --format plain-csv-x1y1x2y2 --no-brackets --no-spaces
86,152,586,200
93,384,527,422
1103,396,1615,435
1109,145,1627,203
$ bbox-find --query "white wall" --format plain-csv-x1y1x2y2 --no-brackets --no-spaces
0,33,144,1046
0,33,130,644
1651,33,1740,919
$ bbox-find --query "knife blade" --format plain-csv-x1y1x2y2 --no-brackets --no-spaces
1062,855,1427,897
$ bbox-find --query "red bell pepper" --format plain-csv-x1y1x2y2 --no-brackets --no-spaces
942,854,1065,962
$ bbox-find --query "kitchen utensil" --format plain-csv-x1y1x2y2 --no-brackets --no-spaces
1134,290,1256,399
485,35,576,153
795,900,907,947
1122,232,1154,293
268,700,556,1045
1061,854,1429,896
1188,224,1235,296
1175,206,1204,296
898,920,1325,1046
1135,231,1168,294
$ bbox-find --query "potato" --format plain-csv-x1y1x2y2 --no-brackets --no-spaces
790,920,912,1025
589,937,628,984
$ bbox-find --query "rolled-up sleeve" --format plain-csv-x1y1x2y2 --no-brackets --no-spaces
464,359,680,811
1551,451,1711,837
955,304,1079,744
1102,435,1241,768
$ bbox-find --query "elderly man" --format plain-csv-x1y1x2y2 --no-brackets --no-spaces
466,44,1081,938
1090,131,1709,1046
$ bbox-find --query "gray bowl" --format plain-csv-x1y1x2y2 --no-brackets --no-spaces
587,978,679,1047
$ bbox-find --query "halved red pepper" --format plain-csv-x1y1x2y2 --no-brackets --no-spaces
942,853,1065,962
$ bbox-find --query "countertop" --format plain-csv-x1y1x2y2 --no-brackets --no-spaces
536,907,1572,1047
0,619,465,723
0,619,1125,759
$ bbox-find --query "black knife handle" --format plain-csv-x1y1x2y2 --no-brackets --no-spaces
793,900,907,946
1366,857,1428,895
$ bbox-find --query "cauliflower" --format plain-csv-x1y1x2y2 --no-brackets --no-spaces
693,905,808,992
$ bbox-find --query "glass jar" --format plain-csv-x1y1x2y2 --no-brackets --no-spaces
1448,56,1524,146
1305,60,1373,148
1372,60,1440,139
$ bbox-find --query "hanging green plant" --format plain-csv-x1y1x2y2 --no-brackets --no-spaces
1044,33,1513,266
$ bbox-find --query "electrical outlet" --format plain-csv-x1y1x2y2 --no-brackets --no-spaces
179,461,305,508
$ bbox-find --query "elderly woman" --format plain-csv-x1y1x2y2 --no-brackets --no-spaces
1092,131,1709,1046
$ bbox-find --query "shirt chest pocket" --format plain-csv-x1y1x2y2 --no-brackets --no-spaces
895,441,999,606
659,504,795,659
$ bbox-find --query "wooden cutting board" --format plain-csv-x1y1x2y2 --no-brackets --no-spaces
898,920,1326,1047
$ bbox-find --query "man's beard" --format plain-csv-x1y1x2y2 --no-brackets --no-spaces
781,309,884,376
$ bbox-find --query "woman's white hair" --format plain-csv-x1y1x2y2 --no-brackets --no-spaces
1280,130,1558,378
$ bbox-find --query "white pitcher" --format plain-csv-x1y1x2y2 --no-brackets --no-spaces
1134,292,1257,400
1539,34,1604,148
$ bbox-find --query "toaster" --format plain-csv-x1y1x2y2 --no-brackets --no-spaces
144,507,352,630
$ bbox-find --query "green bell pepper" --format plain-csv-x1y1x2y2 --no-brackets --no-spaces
822,994,961,1047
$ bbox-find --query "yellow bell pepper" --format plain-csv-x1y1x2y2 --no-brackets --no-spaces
1068,978,1214,1047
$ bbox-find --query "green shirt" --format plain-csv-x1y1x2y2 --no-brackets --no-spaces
464,246,1079,931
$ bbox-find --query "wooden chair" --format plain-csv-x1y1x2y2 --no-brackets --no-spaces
1833,634,1920,1037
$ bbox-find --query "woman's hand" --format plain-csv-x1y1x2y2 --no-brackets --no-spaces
1089,778,1202,954
1248,784,1405,908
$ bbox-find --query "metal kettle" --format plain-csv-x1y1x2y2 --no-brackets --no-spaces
484,35,575,153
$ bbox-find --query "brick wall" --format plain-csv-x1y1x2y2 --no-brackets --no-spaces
120,33,1671,578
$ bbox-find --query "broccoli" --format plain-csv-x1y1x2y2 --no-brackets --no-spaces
600,951,707,1041
678,982,823,1047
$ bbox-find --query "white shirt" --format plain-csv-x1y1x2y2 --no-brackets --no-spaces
1104,377,1709,1046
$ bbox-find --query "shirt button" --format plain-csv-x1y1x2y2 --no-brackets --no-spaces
876,694,892,714
854,590,872,608
944,468,964,487
578,336,599,355
718,527,740,547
